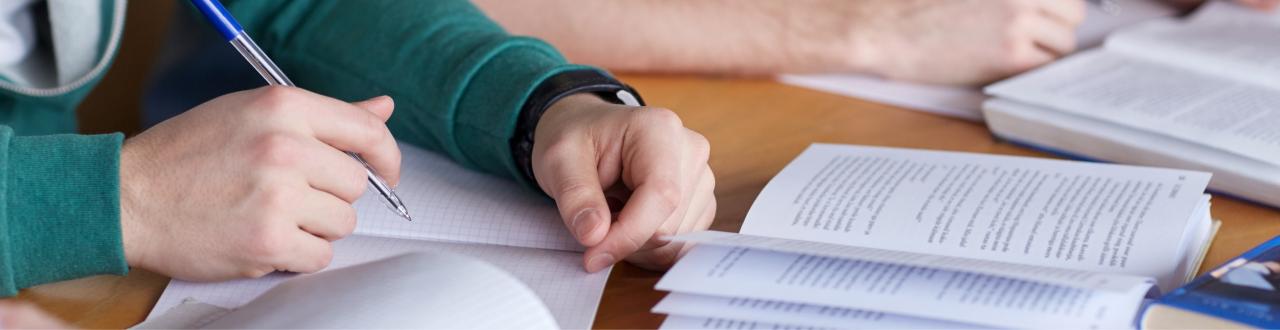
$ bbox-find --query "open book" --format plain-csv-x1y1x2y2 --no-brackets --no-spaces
652,144,1218,329
779,0,1177,121
145,143,609,329
984,2,1280,208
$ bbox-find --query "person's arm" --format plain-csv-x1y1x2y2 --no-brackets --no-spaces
473,0,1087,85
223,0,716,272
0,127,128,296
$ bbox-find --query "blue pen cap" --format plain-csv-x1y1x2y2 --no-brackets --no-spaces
188,0,243,41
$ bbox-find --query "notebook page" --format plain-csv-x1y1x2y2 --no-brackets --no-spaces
653,293,983,329
201,253,557,329
986,50,1280,166
740,144,1211,290
352,142,581,252
656,245,1151,329
148,236,609,329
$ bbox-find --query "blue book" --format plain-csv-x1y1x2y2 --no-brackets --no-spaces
1143,236,1280,329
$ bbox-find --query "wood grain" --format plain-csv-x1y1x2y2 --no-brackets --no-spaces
13,74,1280,329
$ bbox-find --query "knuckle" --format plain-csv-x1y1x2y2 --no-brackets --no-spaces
246,226,288,261
648,180,684,213
689,131,710,154
359,114,388,145
252,86,300,116
250,133,300,167
556,179,598,201
310,246,335,271
335,161,369,202
255,185,293,213
637,107,684,128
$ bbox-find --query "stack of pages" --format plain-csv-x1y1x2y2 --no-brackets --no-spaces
984,2,1280,207
145,143,609,329
653,144,1218,329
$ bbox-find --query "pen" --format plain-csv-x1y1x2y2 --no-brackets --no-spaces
187,0,413,221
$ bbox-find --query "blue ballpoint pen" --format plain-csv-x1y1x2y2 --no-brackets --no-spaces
188,0,413,221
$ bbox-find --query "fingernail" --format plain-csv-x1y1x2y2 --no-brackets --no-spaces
587,253,615,272
571,208,601,240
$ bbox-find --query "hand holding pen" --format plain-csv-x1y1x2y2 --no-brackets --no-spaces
188,0,412,220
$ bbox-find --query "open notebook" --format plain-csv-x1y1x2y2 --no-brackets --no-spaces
779,0,1178,120
652,144,1218,329
146,143,609,329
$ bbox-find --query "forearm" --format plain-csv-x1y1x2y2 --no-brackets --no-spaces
225,0,593,183
473,0,870,75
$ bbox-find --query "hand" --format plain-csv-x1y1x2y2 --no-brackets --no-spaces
120,87,401,281
1236,0,1280,10
533,94,715,272
0,301,71,329
843,0,1086,85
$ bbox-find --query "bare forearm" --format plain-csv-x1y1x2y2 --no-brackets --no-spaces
472,0,867,75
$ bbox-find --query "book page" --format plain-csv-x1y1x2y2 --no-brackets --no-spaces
669,231,1154,292
654,293,983,329
1104,2,1280,89
148,236,609,329
656,245,1151,329
660,316,830,330
740,144,1211,290
352,142,581,252
986,50,1280,166
202,252,558,329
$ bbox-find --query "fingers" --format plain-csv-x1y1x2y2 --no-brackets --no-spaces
352,95,396,121
272,229,335,273
292,138,370,203
1036,0,1086,27
584,118,687,272
296,190,359,241
285,90,401,187
538,139,612,247
1238,0,1280,10
625,166,716,269
1029,13,1078,57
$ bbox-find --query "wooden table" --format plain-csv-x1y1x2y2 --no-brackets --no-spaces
14,75,1280,329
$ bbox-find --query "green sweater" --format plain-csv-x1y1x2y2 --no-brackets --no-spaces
0,0,594,296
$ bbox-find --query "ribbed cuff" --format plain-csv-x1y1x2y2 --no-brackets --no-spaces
2,132,127,295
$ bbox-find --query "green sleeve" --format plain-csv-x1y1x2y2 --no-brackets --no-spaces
225,0,598,185
0,126,127,296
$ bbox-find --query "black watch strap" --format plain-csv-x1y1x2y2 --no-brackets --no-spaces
511,69,644,187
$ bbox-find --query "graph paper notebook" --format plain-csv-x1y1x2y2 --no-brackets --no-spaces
652,144,1218,329
145,143,609,329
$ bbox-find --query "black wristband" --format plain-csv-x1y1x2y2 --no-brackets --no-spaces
511,70,644,187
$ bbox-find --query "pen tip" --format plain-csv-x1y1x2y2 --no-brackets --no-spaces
398,205,413,221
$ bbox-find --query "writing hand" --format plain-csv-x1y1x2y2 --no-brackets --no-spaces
120,87,401,280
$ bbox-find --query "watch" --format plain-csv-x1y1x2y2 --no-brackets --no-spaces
510,69,645,186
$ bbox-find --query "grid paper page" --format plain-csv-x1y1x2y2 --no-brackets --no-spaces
353,142,581,252
148,236,610,329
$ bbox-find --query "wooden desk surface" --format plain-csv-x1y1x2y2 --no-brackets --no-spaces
15,75,1280,329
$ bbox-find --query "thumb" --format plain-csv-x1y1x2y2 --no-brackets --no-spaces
537,146,611,248
352,95,395,121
